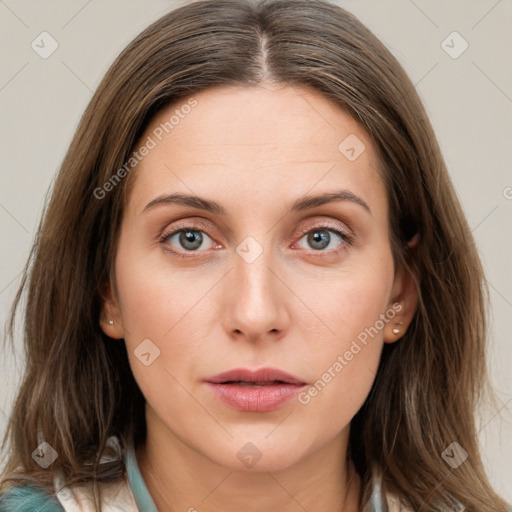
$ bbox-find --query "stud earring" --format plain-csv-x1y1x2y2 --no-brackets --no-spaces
392,321,403,335
108,320,114,326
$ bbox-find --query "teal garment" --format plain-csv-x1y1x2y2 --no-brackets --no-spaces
124,443,159,512
0,483,65,511
0,444,157,512
0,443,391,511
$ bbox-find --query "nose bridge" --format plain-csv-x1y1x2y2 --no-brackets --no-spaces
224,235,288,340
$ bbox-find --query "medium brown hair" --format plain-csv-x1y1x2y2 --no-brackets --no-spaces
1,0,509,510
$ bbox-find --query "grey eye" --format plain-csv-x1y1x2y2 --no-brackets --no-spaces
165,229,214,251
297,229,345,251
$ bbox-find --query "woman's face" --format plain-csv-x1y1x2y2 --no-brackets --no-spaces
103,83,414,471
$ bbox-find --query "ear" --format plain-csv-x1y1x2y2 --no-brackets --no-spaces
384,244,419,344
99,280,125,340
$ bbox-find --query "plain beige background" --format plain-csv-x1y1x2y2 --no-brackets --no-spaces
1,0,511,503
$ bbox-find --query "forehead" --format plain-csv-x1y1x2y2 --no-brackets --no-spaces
126,84,385,214
156,84,370,159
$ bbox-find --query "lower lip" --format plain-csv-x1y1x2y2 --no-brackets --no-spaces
206,382,305,412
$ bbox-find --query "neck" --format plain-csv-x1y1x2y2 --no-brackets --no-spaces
136,409,362,512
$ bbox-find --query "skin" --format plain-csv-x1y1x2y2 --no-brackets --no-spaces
101,82,417,512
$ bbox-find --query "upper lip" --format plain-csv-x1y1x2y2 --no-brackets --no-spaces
205,367,307,385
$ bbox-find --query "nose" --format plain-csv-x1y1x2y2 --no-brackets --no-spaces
222,244,290,343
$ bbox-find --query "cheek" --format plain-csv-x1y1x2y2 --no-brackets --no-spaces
114,241,204,340
113,250,209,427
294,250,395,349
292,252,394,415
295,290,387,438
113,244,219,391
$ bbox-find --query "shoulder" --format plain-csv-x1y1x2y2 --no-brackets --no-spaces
0,483,65,512
46,435,137,511
0,477,138,512
54,475,139,512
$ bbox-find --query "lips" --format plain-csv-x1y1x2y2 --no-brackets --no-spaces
205,368,307,412
206,368,306,386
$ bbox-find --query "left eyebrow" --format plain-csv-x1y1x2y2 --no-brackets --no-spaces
291,190,371,216
142,189,371,216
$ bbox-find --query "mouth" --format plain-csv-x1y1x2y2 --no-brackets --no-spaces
204,368,307,412
206,367,306,385
216,380,295,386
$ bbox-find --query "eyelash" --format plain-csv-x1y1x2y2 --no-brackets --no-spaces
159,221,354,259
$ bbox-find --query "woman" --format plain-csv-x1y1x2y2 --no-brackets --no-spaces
0,0,510,510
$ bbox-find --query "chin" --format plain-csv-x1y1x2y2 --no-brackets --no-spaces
202,429,318,473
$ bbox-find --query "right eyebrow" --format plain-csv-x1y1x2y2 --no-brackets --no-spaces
142,193,227,216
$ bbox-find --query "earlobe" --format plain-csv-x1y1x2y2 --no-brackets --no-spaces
99,282,125,339
384,262,419,344
406,232,419,250
100,317,124,340
391,322,403,335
